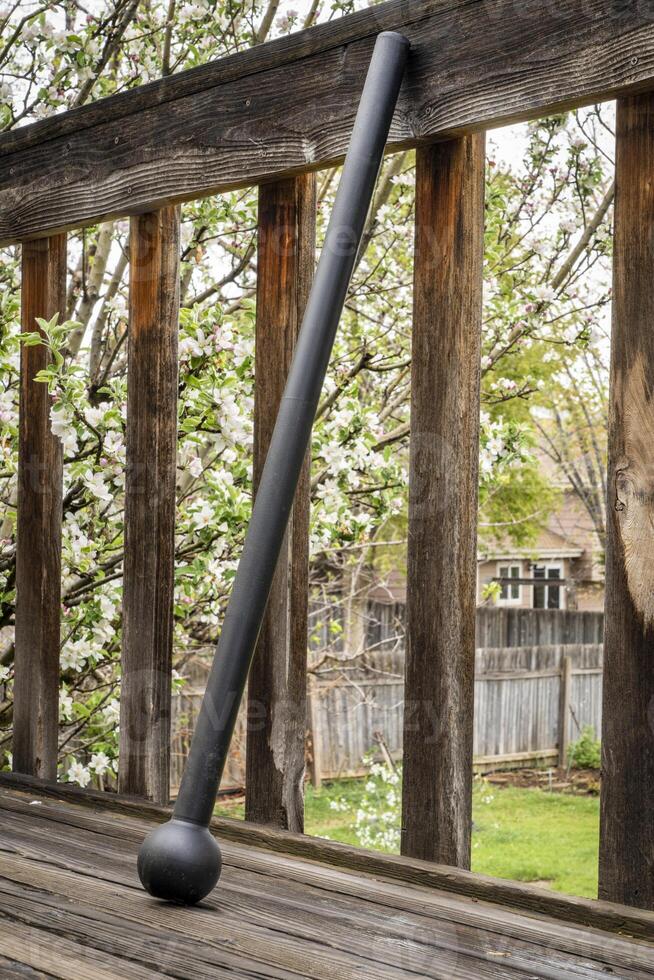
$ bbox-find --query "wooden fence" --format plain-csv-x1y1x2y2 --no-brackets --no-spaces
307,643,603,782
172,614,604,791
366,603,605,651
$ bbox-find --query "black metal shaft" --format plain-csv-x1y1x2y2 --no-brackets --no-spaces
172,30,408,828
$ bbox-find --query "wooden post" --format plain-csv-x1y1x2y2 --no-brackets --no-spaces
245,175,315,831
13,234,66,780
558,655,572,768
401,136,485,867
599,93,654,910
119,207,180,803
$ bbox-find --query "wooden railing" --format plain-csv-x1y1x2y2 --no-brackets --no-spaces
2,0,654,911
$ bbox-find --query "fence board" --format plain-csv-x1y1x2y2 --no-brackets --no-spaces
13,234,66,780
600,92,654,911
119,207,180,803
558,656,573,766
245,175,315,831
5,0,654,242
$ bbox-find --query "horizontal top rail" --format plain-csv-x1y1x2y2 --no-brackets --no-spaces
2,0,654,244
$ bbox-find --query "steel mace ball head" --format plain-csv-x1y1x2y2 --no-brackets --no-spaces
138,818,222,905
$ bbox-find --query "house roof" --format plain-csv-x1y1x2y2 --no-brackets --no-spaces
478,524,584,561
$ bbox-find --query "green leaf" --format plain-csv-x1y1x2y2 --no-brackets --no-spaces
18,332,44,347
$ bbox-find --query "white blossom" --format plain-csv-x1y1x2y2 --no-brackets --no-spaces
67,761,91,787
533,284,555,303
189,456,203,478
85,404,108,427
83,469,112,502
99,594,116,620
59,690,74,721
89,751,111,775
487,434,504,457
61,639,91,673
103,430,125,458
191,501,214,528
50,405,78,454
103,700,121,726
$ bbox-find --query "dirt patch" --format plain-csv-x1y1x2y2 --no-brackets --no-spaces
483,767,600,796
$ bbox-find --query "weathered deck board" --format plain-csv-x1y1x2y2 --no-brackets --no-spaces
4,0,654,242
1,771,654,942
0,785,652,979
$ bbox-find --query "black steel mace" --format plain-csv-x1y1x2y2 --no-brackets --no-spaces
138,30,409,905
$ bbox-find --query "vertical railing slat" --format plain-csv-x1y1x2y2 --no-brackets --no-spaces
245,174,316,830
599,93,654,910
13,234,67,780
119,207,180,803
401,136,485,867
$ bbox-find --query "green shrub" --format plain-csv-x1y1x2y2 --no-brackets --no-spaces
567,727,601,770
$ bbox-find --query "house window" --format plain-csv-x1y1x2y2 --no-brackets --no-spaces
497,564,521,603
533,564,563,609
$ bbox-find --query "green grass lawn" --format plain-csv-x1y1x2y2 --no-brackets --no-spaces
470,785,599,898
217,779,600,899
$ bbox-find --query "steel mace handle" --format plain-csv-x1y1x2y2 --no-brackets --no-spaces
138,30,409,905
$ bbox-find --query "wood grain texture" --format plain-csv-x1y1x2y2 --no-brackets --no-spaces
245,176,315,831
119,207,180,803
13,234,66,781
2,772,654,944
401,136,485,867
0,783,652,979
4,0,654,242
599,93,654,911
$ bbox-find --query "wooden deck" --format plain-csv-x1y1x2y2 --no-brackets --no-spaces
0,781,651,979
